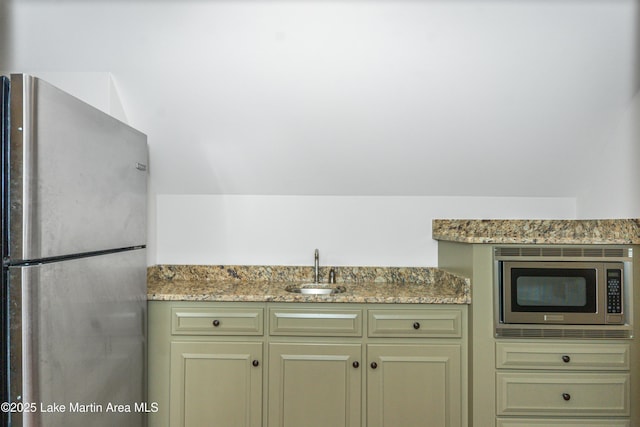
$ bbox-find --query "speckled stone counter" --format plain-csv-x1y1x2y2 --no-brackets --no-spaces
147,265,471,304
432,218,640,245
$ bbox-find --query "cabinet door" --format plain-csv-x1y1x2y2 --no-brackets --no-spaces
170,341,263,427
367,344,462,427
268,343,362,427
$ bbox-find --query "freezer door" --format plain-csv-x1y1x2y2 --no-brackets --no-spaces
1,76,10,413
8,249,146,427
8,74,147,261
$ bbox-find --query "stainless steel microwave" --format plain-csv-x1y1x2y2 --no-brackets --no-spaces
501,261,624,325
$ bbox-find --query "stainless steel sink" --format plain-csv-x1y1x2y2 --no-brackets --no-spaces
285,284,346,295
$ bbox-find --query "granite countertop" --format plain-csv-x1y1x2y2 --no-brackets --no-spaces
432,218,640,245
147,265,471,304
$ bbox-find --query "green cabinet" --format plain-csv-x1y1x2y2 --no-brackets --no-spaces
147,302,266,427
268,343,362,427
367,344,462,427
366,307,464,427
148,301,468,427
267,306,364,427
437,241,640,427
495,340,631,424
170,341,263,427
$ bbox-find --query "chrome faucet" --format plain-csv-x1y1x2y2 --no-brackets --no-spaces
314,249,319,283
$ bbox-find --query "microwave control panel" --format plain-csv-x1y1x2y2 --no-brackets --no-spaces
606,269,623,314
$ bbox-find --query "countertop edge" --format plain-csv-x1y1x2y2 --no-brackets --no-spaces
146,293,471,305
432,218,640,245
146,266,471,304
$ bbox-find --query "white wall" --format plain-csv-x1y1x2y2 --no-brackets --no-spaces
5,0,637,200
577,90,640,219
576,2,638,218
155,195,576,266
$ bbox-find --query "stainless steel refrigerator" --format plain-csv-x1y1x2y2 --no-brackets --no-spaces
1,74,147,427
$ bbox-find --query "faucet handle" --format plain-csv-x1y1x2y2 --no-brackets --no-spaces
329,268,336,284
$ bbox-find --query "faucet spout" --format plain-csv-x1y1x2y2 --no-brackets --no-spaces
314,249,319,283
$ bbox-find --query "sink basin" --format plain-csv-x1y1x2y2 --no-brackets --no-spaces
285,284,347,295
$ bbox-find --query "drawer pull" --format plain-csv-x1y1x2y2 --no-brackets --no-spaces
562,355,571,363
252,359,260,367
352,361,360,368
370,362,378,369
413,322,421,330
212,319,221,327
562,393,571,401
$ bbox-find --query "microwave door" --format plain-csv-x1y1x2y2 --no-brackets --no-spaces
503,262,605,325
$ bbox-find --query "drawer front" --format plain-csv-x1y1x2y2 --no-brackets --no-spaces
497,418,630,427
171,307,264,335
496,342,630,370
496,372,630,417
368,309,462,337
269,308,362,336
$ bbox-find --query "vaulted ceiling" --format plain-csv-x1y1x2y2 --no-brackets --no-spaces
3,0,639,197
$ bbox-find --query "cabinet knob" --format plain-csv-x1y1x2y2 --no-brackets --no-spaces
212,320,220,327
562,355,571,363
252,360,260,367
352,361,359,368
562,393,571,401
370,362,378,369
413,322,421,330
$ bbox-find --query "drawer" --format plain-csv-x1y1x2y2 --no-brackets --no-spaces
269,308,362,336
496,342,630,370
497,419,630,427
496,372,630,417
171,307,264,335
368,309,462,338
